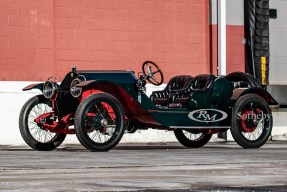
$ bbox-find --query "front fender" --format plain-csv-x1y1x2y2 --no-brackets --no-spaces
76,80,98,88
22,83,43,91
76,79,141,113
75,80,160,125
231,87,278,105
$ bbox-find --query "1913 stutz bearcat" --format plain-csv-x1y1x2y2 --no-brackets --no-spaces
19,61,278,151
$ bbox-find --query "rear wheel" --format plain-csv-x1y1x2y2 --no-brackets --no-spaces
19,95,66,151
174,129,212,148
231,94,272,148
75,93,125,152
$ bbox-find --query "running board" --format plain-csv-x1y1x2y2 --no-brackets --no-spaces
169,126,230,129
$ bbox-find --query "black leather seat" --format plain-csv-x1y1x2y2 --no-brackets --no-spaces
171,74,216,106
150,75,193,105
190,74,215,91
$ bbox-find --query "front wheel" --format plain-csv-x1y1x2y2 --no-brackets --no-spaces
74,93,125,152
231,94,273,148
19,95,66,151
174,129,212,148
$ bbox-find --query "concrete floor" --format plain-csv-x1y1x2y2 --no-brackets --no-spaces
0,142,287,191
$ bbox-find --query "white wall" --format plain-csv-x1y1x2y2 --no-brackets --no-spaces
0,81,286,147
210,0,244,25
0,81,179,146
0,81,40,145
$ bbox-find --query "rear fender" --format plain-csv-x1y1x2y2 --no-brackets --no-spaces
226,72,261,88
22,83,43,91
231,87,278,105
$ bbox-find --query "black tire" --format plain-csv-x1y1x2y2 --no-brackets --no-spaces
174,129,212,148
75,93,125,152
19,95,66,151
231,94,272,148
227,72,261,88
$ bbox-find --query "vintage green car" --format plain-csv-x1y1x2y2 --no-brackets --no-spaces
19,61,277,151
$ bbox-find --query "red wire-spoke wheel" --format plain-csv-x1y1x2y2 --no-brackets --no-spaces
75,93,125,152
241,110,258,133
19,95,66,151
231,94,272,148
142,61,164,86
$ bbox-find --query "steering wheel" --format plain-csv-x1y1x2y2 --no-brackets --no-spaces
142,61,164,86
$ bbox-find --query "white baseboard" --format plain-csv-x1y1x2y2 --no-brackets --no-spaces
0,81,286,146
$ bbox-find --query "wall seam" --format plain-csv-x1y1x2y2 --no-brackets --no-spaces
53,0,57,77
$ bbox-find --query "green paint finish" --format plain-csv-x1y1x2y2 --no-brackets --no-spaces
76,71,236,127
79,71,138,84
212,77,233,104
77,71,238,128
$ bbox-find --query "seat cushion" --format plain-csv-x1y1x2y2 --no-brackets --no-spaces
166,75,193,91
191,74,215,91
150,75,193,105
171,74,216,107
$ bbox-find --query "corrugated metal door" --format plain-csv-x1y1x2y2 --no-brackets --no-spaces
269,0,287,85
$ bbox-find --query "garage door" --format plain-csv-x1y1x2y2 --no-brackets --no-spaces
269,0,287,85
